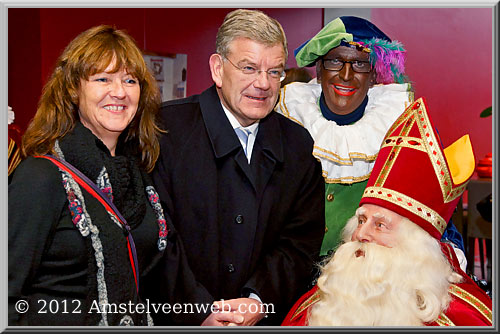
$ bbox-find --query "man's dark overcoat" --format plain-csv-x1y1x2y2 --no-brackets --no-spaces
152,85,325,324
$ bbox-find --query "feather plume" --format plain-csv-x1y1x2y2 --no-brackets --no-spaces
360,38,408,84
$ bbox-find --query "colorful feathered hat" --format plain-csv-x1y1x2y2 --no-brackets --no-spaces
359,98,475,239
295,16,407,84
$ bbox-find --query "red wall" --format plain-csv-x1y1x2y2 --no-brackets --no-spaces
8,8,42,134
8,8,323,133
371,8,493,169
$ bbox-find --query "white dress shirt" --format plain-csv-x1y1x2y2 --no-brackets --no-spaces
221,103,259,163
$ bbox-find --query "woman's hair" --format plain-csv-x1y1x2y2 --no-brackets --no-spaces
22,25,162,172
215,9,288,60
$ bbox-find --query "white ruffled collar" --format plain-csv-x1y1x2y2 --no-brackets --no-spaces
277,82,413,183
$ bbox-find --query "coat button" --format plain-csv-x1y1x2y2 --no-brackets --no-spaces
235,215,244,224
325,226,328,233
326,193,334,202
227,263,235,273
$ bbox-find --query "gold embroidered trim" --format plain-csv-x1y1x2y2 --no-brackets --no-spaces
449,285,492,323
374,113,415,187
323,170,371,184
380,136,427,153
348,41,371,53
435,312,455,326
277,87,304,126
290,289,321,322
287,115,304,127
442,243,455,262
385,105,413,140
278,85,290,117
363,186,447,234
314,146,377,164
374,144,400,187
385,100,468,203
407,84,415,103
414,103,459,203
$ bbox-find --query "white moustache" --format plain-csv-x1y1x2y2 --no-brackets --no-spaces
335,240,391,260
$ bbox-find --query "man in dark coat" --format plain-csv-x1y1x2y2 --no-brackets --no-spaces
152,9,325,326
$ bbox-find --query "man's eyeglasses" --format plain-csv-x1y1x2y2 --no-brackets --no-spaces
223,56,286,82
322,58,372,73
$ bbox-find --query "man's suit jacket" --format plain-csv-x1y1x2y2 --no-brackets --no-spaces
152,85,325,324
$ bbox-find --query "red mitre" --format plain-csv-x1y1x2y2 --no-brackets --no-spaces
359,97,475,239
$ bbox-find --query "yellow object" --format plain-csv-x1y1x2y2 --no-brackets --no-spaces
443,134,475,185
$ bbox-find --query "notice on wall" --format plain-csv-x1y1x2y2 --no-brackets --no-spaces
144,54,187,102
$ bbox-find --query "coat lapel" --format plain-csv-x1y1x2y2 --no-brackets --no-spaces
251,112,284,197
199,86,240,159
199,85,258,191
198,85,286,195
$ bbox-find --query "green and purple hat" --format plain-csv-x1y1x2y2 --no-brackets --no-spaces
295,16,408,84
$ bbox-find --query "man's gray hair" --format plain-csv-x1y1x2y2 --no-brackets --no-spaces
215,9,288,60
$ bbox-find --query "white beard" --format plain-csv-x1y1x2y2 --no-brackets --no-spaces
307,216,461,326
